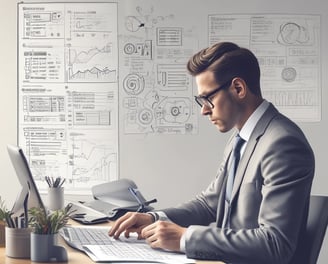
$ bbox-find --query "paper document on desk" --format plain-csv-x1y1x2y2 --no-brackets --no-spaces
83,236,196,264
84,241,196,264
83,236,195,263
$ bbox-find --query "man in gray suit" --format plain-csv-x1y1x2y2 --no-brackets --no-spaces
109,42,315,264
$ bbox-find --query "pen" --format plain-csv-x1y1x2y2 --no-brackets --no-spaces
23,192,29,228
5,214,15,228
71,213,86,219
53,177,60,187
14,217,18,228
45,176,65,188
50,176,54,186
45,176,51,187
128,187,146,212
144,198,157,206
58,178,66,187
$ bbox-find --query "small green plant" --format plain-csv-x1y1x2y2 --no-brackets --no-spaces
0,196,12,224
29,204,74,234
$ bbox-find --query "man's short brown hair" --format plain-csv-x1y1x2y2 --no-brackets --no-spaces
187,42,261,96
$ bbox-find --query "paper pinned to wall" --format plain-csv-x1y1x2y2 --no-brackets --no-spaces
17,2,119,193
119,4,199,135
208,14,321,122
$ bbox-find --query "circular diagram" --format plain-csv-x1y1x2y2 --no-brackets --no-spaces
123,74,145,95
125,16,143,32
171,106,180,117
281,67,297,82
278,22,309,45
138,108,153,125
124,43,135,55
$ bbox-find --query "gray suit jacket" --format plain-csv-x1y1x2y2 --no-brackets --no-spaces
163,103,315,264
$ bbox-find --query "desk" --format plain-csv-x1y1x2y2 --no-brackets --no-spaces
0,246,223,264
0,221,225,264
0,246,224,264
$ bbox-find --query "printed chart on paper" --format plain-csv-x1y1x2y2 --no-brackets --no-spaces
17,2,119,192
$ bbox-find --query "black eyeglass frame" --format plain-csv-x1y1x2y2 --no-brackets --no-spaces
194,79,232,109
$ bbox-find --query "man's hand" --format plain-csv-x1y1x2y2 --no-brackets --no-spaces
108,212,154,239
141,221,187,252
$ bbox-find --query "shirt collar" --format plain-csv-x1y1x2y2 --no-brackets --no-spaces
239,100,269,142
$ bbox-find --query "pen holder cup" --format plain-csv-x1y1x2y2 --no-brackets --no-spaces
31,233,68,262
5,227,31,258
48,187,64,211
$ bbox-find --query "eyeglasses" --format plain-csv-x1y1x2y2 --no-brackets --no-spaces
194,79,232,109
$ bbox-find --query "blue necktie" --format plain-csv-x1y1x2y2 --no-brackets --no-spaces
225,134,245,203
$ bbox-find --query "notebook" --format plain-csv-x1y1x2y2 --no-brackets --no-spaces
60,226,195,263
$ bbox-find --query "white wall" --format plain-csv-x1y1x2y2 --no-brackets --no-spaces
0,0,327,263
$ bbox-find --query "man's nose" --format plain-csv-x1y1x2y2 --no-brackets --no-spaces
201,105,211,115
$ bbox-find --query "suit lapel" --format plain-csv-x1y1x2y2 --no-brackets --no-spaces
230,104,279,203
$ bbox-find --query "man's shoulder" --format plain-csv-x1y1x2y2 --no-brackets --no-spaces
261,104,303,134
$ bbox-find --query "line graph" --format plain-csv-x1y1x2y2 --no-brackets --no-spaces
67,44,117,82
69,43,112,64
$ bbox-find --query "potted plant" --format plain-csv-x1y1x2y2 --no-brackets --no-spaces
28,204,74,262
1,196,32,258
0,196,12,246
28,203,73,234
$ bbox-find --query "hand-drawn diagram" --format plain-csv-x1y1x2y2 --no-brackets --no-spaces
123,40,152,59
18,2,119,192
121,4,198,134
68,133,117,186
66,8,117,83
277,22,310,45
281,67,297,82
123,74,145,95
208,14,321,121
157,64,190,90
68,44,117,82
124,6,174,36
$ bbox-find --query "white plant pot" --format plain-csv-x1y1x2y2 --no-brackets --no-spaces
5,227,31,258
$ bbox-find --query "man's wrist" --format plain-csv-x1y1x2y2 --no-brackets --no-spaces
147,211,171,222
147,212,159,222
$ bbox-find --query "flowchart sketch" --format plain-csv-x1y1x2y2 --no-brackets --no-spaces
208,14,321,122
120,4,198,134
22,8,64,39
18,2,119,193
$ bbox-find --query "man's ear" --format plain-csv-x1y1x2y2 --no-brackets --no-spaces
232,77,247,98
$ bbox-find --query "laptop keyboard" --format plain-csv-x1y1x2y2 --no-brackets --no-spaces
61,227,113,250
61,226,166,259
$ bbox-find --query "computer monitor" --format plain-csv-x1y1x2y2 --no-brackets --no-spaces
7,144,45,217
